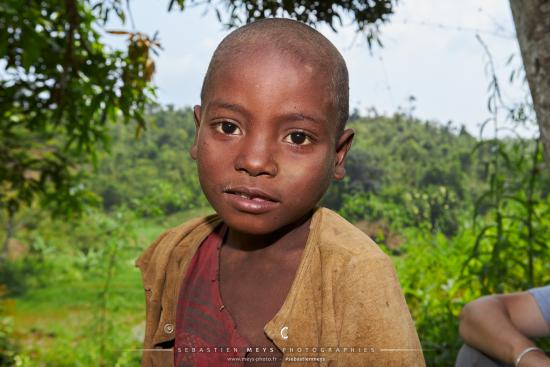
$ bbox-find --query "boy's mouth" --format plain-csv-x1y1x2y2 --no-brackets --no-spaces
222,186,279,203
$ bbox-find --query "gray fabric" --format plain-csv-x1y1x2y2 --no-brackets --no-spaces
528,285,550,327
455,344,511,367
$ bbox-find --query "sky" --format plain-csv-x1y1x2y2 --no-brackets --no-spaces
104,0,534,137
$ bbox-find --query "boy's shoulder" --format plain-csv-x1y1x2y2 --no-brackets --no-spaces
135,213,220,271
135,207,390,278
139,207,388,257
313,207,388,261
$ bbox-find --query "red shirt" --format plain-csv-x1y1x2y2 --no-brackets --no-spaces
174,224,250,367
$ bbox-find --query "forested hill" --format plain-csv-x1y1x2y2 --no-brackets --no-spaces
89,105,547,237
4,106,549,367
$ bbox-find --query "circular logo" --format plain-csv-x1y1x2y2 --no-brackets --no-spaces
280,326,288,340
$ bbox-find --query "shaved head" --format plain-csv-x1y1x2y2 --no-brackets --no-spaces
200,18,349,134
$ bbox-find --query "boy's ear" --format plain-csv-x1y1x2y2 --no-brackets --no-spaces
333,128,354,181
190,105,202,160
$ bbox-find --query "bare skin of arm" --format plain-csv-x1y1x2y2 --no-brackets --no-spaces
459,292,550,367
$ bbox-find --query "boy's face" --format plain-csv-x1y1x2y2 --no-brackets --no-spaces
192,49,353,235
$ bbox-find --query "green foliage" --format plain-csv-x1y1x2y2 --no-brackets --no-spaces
397,196,550,365
2,106,549,366
3,209,145,366
396,229,473,365
168,0,396,46
88,106,208,217
464,140,550,293
461,39,550,294
328,114,479,236
395,40,550,366
0,255,50,298
0,0,159,219
0,286,20,367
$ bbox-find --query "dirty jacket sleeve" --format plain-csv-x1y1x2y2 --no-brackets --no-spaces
334,253,425,366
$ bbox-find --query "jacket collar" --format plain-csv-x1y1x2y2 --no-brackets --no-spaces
152,207,324,349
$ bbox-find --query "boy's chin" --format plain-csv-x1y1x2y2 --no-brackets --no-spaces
222,215,287,236
217,209,313,237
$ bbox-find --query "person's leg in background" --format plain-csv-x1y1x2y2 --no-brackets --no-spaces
455,344,512,367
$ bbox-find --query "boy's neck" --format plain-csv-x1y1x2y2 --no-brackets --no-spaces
224,209,314,253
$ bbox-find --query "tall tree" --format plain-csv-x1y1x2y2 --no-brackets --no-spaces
509,0,550,172
168,0,396,46
0,0,160,258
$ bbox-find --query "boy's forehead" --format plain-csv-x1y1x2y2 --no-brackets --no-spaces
210,48,331,101
226,42,325,72
209,44,329,94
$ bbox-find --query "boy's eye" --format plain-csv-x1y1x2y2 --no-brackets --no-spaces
284,131,312,145
215,121,241,135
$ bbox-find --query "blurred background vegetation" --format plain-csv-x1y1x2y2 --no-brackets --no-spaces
1,0,550,366
2,106,549,366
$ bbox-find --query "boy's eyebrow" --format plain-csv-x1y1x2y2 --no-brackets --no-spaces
280,112,324,125
209,100,248,116
209,99,325,124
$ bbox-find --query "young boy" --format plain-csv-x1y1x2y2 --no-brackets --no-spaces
135,18,425,367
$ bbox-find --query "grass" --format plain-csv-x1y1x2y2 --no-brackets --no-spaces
1,208,213,365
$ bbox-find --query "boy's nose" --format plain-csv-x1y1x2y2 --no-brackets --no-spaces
234,137,278,177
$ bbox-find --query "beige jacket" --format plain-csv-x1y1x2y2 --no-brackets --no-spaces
135,207,425,366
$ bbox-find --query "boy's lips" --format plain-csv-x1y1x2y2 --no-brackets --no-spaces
222,185,280,214
222,186,279,202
